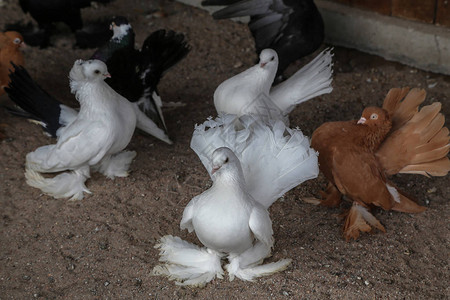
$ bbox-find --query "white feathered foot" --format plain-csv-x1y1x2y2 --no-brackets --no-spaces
92,150,137,179
225,241,292,281
153,235,225,287
24,166,91,200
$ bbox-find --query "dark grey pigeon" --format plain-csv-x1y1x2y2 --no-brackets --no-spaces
202,0,324,78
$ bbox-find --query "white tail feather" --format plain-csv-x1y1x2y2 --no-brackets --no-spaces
24,167,91,200
153,235,225,287
190,114,319,208
270,48,334,114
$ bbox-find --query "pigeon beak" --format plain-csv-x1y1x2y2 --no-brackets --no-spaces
260,62,267,68
211,165,221,175
357,117,366,124
20,42,27,48
104,73,111,78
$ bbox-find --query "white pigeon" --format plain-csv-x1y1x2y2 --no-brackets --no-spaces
154,147,292,286
214,48,333,124
190,114,319,208
24,59,156,200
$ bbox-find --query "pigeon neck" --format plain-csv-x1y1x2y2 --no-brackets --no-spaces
361,122,392,151
75,81,112,112
254,65,276,94
213,168,246,190
112,24,133,43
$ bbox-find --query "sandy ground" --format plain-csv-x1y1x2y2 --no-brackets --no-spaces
0,0,449,299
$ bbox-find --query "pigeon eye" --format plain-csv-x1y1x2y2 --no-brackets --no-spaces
370,113,378,120
224,158,229,163
270,56,274,61
94,70,100,74
13,38,21,44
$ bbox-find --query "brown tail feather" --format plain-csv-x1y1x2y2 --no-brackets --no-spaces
382,87,410,118
343,203,386,241
399,157,450,176
382,88,426,131
377,100,449,176
391,192,427,213
415,127,449,155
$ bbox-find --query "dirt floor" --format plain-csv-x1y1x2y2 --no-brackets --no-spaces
1,0,449,299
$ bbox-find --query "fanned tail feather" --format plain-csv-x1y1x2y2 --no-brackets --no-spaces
141,29,190,88
153,235,224,287
377,98,450,176
190,114,319,208
270,48,334,114
382,87,425,131
138,29,190,132
343,203,386,241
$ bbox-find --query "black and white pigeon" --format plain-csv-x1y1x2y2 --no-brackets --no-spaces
11,0,114,47
202,0,325,77
15,59,163,200
6,18,189,143
214,48,333,124
154,147,293,286
6,63,171,144
91,16,190,134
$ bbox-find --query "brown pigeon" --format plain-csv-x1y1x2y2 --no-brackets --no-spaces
311,87,450,241
0,31,25,96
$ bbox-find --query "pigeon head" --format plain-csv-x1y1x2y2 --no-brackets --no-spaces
258,49,278,71
70,59,111,86
210,147,243,178
3,31,25,49
110,16,132,40
357,107,390,128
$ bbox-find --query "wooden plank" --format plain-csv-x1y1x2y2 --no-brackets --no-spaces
436,0,450,26
351,0,391,15
391,0,436,23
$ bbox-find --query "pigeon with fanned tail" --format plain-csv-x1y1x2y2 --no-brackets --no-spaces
92,16,191,134
311,87,450,241
191,114,319,208
214,48,333,124
6,59,169,200
202,0,324,77
154,147,292,286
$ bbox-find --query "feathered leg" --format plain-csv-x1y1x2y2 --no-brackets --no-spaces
319,182,343,207
92,150,137,179
225,241,291,281
342,203,386,241
153,235,225,287
24,165,91,200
